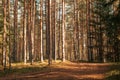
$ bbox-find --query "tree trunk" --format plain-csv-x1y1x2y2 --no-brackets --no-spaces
29,0,35,65
8,0,11,69
74,0,79,61
3,0,7,70
53,0,56,61
47,0,52,65
86,0,93,62
31,0,35,64
24,0,27,64
62,0,65,62
40,0,43,62
13,0,18,62
27,0,32,65
57,0,61,59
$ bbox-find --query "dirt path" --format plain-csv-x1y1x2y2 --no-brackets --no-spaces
0,62,111,80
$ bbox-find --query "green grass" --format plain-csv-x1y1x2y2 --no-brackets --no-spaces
0,61,61,77
105,63,120,80
0,62,49,77
0,66,49,77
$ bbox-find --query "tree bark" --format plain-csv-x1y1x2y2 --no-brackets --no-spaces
8,0,11,69
3,0,7,70
53,0,56,61
13,0,18,62
47,0,52,65
24,0,27,64
40,0,43,62
58,0,61,59
74,0,79,61
31,0,35,63
62,0,65,62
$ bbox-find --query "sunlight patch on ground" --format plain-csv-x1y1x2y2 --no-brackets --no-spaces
75,74,104,79
106,69,120,77
11,62,48,69
0,61,117,80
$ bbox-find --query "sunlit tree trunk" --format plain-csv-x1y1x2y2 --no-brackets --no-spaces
24,0,27,64
62,0,65,62
47,0,52,65
29,0,35,65
31,0,35,63
3,0,7,70
40,0,43,62
8,0,11,69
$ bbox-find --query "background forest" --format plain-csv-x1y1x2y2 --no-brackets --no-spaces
0,0,120,69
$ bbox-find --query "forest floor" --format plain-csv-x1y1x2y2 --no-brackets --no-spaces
0,61,120,80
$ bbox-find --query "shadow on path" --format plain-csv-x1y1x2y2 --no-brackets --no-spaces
0,62,111,80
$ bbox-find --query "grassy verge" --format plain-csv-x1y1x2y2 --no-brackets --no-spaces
105,63,120,80
0,60,62,77
0,62,48,77
0,66,49,77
